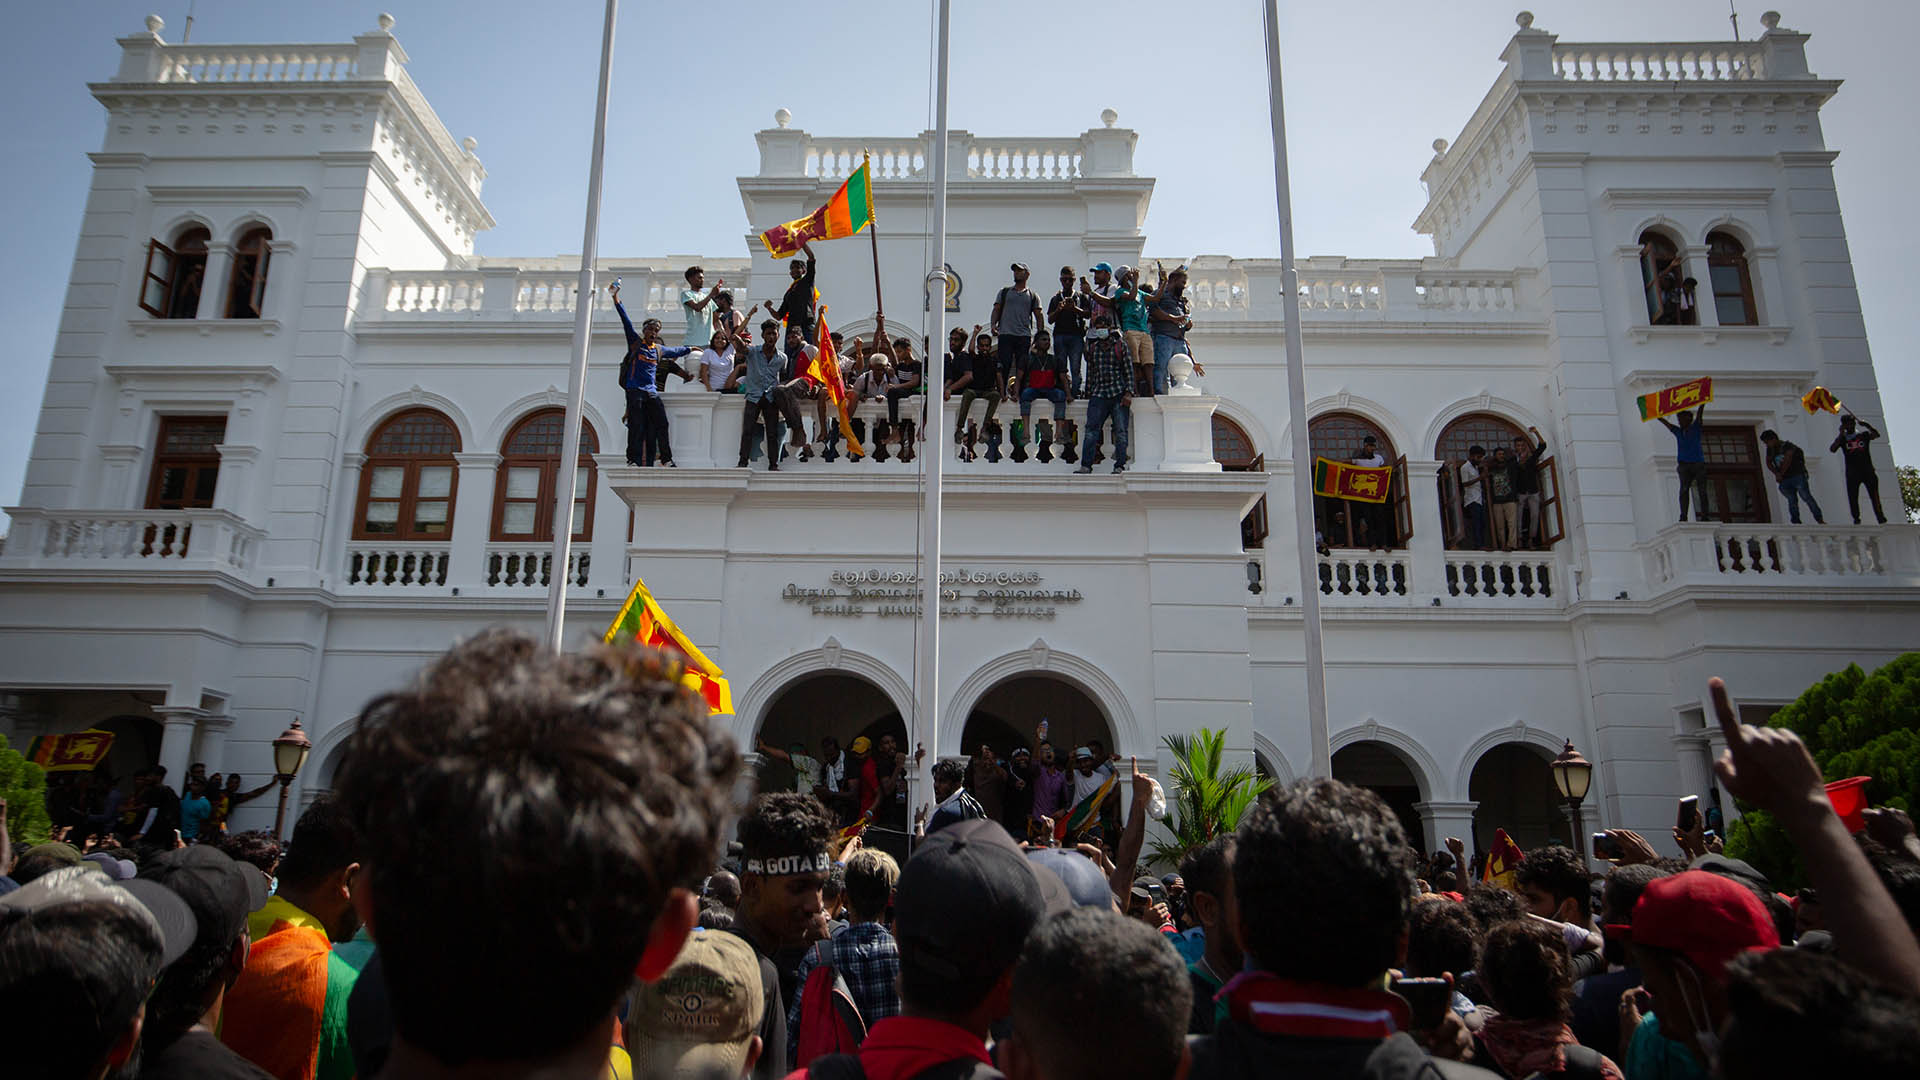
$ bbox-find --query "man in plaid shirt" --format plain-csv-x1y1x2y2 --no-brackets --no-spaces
1076,310,1135,473
787,847,903,1059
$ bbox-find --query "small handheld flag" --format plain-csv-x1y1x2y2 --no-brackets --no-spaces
1636,376,1713,422
1312,457,1393,504
603,576,733,714
1801,386,1844,415
1481,827,1525,890
760,155,875,259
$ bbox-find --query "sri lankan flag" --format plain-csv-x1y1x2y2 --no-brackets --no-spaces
1054,771,1119,843
1312,457,1393,504
759,154,875,258
1636,376,1713,422
807,306,866,456
27,729,115,773
1801,385,1844,415
1481,827,1525,890
603,576,733,714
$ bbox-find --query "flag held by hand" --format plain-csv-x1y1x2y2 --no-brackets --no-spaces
759,155,875,258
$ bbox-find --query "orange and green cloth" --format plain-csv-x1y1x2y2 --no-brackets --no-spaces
222,896,358,1080
26,729,115,772
604,576,734,714
759,155,875,258
1055,771,1118,843
1636,376,1713,422
805,306,866,457
1801,385,1844,415
1312,457,1393,504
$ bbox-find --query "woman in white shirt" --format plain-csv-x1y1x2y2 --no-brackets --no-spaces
698,329,741,393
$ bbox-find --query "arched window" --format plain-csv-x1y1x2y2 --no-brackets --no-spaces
1435,412,1523,551
1637,229,1694,326
1212,414,1267,547
140,226,210,319
226,226,273,319
493,409,598,541
355,409,460,540
1705,230,1757,326
1308,412,1407,549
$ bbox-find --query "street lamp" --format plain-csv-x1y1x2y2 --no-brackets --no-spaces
1550,739,1594,864
271,718,312,840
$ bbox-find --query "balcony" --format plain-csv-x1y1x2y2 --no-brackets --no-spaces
355,261,754,330
337,541,594,596
0,508,263,579
1639,522,1920,592
1287,548,1565,609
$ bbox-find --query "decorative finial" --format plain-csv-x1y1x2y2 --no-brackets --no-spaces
377,12,395,32
1516,11,1535,29
145,13,164,33
773,108,792,129
1101,108,1119,128
1432,137,1450,154
462,136,478,153
1760,11,1781,30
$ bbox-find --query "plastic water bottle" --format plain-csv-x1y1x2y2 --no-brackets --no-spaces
1038,718,1049,742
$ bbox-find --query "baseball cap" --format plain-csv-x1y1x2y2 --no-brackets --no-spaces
140,845,270,953
895,819,1046,983
849,736,872,754
1628,869,1779,980
628,928,764,1079
1072,746,1093,761
21,841,83,868
0,864,197,966
1027,849,1113,909
1011,262,1029,273
82,852,138,881
1091,262,1113,275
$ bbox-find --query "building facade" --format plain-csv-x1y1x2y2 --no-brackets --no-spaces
3,12,1915,852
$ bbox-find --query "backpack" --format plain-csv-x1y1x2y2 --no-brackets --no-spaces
794,938,868,1067
807,1053,1002,1080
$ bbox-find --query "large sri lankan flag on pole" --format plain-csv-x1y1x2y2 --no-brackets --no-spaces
603,576,733,714
759,155,875,258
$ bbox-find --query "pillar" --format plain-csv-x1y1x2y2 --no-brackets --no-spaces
152,706,204,789
193,715,234,776
449,451,500,587
196,242,233,321
1414,799,1479,856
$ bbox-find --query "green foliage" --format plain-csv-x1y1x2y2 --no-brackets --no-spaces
1150,728,1273,869
0,733,53,845
1898,464,1918,523
1724,654,1920,890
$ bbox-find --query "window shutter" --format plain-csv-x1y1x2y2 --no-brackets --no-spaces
1540,456,1566,546
140,238,177,317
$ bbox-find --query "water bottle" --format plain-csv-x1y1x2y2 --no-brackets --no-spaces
1038,718,1049,742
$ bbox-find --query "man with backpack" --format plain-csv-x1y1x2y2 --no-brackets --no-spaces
991,263,1043,391
789,850,902,1066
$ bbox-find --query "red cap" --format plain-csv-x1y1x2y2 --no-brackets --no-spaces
1629,870,1778,980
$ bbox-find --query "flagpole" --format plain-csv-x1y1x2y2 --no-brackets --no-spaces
1260,0,1331,776
544,0,619,652
916,0,953,825
866,152,885,325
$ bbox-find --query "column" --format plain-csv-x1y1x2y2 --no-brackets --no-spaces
588,453,628,594
152,706,205,789
1672,731,1713,805
196,242,234,321
193,715,234,776
1414,800,1478,855
212,445,261,521
1404,458,1448,603
448,452,500,588
1154,394,1220,471
1685,246,1717,328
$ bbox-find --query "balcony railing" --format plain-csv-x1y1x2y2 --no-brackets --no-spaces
1444,550,1556,603
804,135,1087,181
1137,260,1531,326
359,264,753,323
343,543,450,588
152,44,361,84
1640,523,1920,590
1550,41,1768,83
0,509,262,576
1318,552,1412,600
486,546,589,588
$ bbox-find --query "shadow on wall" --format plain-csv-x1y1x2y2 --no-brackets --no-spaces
960,674,1113,762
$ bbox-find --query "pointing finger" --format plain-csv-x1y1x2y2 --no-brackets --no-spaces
1709,676,1745,748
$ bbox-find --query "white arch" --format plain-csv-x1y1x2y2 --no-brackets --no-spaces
1419,395,1555,457
1299,393,1417,460
1330,721,1443,801
483,389,613,451
1629,215,1688,246
226,216,282,244
944,640,1143,759
155,212,216,244
1251,732,1297,786
305,714,360,789
1452,723,1567,800
1211,395,1276,461
729,642,916,750
1699,214,1772,250
347,388,479,452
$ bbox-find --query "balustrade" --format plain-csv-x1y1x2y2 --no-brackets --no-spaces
1640,523,1916,589
486,546,590,588
1444,551,1555,602
1317,552,1411,598
155,46,360,84
1550,42,1767,82
344,544,450,588
0,509,260,574
1415,275,1517,313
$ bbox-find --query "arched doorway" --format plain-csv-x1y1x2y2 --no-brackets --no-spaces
1309,412,1407,550
960,675,1113,767
1331,741,1424,850
755,673,904,796
1468,743,1568,852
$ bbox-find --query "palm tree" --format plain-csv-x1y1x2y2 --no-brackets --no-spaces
1150,728,1273,868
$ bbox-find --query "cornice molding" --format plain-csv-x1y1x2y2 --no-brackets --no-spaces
147,184,311,207
1602,187,1773,209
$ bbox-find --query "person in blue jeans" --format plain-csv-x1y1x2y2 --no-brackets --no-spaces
1760,429,1824,524
1016,331,1069,439
1048,266,1089,396
1076,313,1133,474
612,281,691,467
1656,404,1708,521
1148,263,1195,395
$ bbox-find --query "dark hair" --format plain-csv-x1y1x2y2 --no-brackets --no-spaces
1602,863,1667,923
146,898,243,1051
1406,898,1479,979
1011,907,1191,1080
219,830,283,877
738,792,835,869
1233,779,1417,985
1860,837,1920,935
1469,444,1486,456
276,797,361,893
1481,919,1572,1022
685,265,704,282
642,317,663,333
823,866,847,904
1760,429,1778,442
1465,881,1526,931
1514,845,1591,922
844,849,900,920
334,629,741,1065
696,903,735,930
931,759,965,786
0,900,164,1078
1722,948,1920,1076
8,852,71,886
761,319,779,333
1179,833,1234,903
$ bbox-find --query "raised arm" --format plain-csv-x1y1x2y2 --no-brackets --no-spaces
1107,759,1154,904
755,738,793,765
1657,416,1681,435
611,288,641,348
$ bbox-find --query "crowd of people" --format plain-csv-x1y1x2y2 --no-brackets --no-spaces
1448,426,1552,553
5,635,1918,1080
612,255,1201,474
31,764,280,855
1660,407,1891,526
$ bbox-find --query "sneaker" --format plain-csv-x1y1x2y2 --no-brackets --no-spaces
735,459,749,468
1075,465,1093,474
1112,463,1126,474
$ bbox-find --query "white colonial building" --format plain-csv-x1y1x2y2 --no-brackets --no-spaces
3,11,1915,853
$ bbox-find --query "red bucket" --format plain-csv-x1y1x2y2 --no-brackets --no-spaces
1824,776,1872,833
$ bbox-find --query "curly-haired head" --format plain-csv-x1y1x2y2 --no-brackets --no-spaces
737,792,836,872
1010,907,1192,1080
217,829,282,878
1722,947,1920,1076
1233,778,1417,986
1406,898,1479,979
1480,919,1572,1022
1466,881,1526,931
333,629,741,1065
1514,844,1592,923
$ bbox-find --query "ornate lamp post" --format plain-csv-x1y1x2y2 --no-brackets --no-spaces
1550,739,1594,865
270,718,312,840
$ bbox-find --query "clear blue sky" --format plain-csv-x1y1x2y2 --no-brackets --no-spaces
3,1,1913,527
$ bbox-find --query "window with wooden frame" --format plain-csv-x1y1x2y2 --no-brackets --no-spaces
139,226,210,319
1212,414,1270,548
1637,229,1695,326
1705,231,1757,327
492,409,598,542
355,409,461,540
1696,426,1770,524
1434,412,1525,549
145,416,227,509
1308,412,1408,549
226,226,273,319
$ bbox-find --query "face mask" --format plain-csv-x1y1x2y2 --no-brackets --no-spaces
1674,959,1722,1075
1088,328,1110,339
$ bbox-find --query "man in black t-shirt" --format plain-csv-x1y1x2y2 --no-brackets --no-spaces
1510,426,1547,548
774,241,818,339
138,846,275,1080
1828,414,1888,524
1049,265,1091,396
